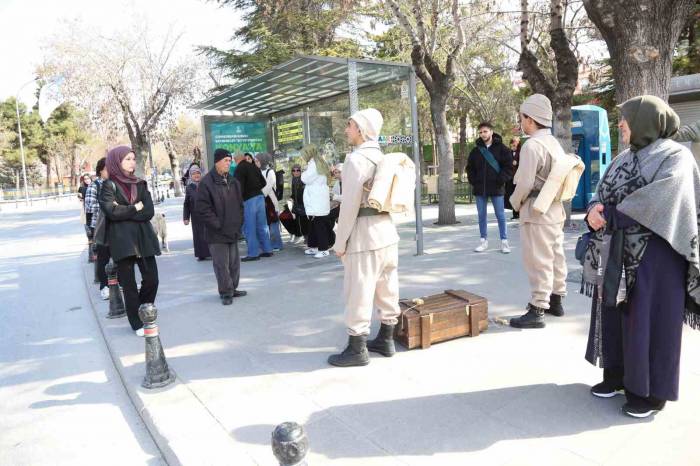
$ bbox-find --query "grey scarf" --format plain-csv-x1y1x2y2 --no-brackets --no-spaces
582,138,700,330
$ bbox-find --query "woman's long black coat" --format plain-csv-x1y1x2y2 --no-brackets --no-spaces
98,180,161,262
183,182,210,259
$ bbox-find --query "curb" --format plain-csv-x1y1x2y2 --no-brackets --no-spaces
81,253,258,466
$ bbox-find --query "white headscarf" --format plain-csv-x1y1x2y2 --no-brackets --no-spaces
350,108,384,142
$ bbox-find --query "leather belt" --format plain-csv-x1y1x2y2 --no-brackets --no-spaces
357,207,387,217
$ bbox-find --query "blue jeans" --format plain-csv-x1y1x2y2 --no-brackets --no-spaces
243,195,272,257
475,195,507,240
269,220,283,250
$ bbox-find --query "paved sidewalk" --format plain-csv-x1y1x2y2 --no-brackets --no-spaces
84,198,700,466
0,201,164,466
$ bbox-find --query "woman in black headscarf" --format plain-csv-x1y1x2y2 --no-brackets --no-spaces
583,95,700,418
99,146,160,336
285,163,310,242
183,165,210,261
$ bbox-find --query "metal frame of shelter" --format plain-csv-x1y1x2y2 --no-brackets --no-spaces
193,55,424,255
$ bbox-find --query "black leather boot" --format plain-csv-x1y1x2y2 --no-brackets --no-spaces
328,335,370,367
510,304,546,329
546,294,565,317
367,324,396,357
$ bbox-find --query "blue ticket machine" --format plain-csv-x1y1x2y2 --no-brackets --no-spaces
571,105,611,210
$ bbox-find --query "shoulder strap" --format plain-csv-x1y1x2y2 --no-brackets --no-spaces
478,146,501,173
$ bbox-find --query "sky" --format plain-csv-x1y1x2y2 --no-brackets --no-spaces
0,0,244,107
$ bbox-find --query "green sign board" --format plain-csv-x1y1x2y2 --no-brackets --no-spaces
206,120,269,155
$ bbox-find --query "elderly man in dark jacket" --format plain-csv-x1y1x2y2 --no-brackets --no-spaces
196,149,247,305
467,122,514,254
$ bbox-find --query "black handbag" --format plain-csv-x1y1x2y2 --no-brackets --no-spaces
93,180,113,246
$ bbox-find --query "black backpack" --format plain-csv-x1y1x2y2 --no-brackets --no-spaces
274,169,285,200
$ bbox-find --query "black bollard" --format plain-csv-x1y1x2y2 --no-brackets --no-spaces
139,303,175,389
272,422,309,466
105,260,126,319
92,243,100,284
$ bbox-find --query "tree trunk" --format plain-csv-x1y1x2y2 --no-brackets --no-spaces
584,0,695,103
129,130,149,178
192,146,202,167
552,104,574,153
70,148,77,189
53,156,62,187
164,138,183,197
519,0,578,153
45,157,51,188
430,94,456,225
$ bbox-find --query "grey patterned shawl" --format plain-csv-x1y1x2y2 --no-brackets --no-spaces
582,138,700,330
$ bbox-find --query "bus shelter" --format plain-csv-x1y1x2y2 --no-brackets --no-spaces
192,55,424,255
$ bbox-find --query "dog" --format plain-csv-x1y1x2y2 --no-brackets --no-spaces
151,211,169,252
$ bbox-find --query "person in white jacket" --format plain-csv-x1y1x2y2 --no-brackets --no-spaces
256,153,283,251
329,163,343,222
300,145,334,258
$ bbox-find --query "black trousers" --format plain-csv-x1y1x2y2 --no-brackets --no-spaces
116,256,159,331
96,244,111,289
308,215,335,251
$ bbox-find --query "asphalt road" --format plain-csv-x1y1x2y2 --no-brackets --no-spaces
0,200,165,466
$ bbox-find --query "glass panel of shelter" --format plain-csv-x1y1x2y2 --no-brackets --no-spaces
269,60,413,197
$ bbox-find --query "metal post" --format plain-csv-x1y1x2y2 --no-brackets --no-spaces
139,303,175,389
408,70,424,256
15,90,31,206
105,260,126,319
348,60,359,115
272,422,309,466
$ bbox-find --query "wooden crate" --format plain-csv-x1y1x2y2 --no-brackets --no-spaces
395,289,488,350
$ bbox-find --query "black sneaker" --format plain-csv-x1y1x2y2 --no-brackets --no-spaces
242,256,260,262
590,381,625,398
622,398,666,418
510,304,546,329
260,252,274,258
232,290,247,297
221,296,233,305
546,294,565,317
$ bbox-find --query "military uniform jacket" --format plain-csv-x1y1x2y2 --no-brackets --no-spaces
335,141,400,255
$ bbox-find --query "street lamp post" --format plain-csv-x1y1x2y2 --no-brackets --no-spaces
15,79,35,205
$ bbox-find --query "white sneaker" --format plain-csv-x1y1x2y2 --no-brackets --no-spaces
289,235,297,243
273,248,281,252
501,240,511,254
304,247,318,255
135,328,145,337
474,239,488,252
297,236,306,244
314,250,330,259
100,287,110,300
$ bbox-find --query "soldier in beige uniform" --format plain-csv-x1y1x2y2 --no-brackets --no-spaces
509,94,567,329
328,108,401,367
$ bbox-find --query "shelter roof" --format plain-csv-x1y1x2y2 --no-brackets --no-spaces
192,55,411,115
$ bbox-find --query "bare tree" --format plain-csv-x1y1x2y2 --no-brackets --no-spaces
518,0,579,151
583,0,696,104
160,116,203,197
385,0,466,225
41,19,200,177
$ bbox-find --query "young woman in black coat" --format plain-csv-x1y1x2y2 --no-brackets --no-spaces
99,146,161,336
